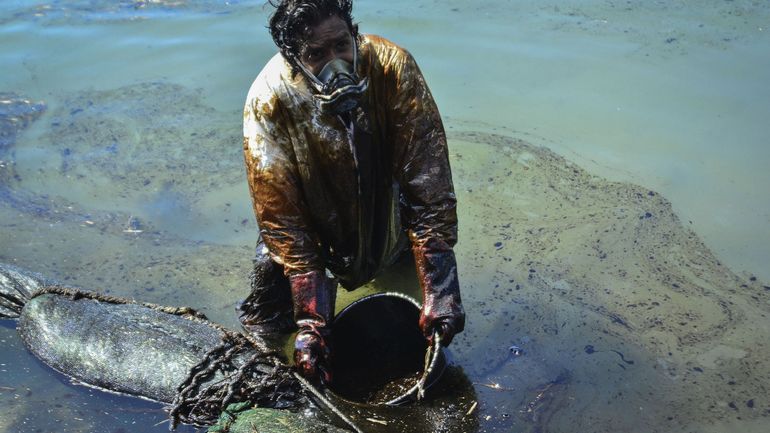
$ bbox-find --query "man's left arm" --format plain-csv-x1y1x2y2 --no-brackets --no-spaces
388,48,465,346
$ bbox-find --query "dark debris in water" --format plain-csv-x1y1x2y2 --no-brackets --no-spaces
2,117,768,432
325,366,480,433
1,92,47,190
520,370,572,428
43,82,241,201
0,92,46,153
582,345,634,365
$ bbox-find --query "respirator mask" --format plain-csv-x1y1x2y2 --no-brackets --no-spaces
298,36,369,116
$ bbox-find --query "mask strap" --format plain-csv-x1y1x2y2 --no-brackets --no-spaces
351,33,359,72
296,59,324,92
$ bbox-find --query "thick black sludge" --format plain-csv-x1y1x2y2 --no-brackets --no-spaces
1,263,480,433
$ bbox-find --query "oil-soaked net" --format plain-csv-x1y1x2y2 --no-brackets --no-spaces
168,331,303,428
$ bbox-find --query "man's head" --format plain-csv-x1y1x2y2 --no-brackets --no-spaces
268,0,359,76
269,0,368,115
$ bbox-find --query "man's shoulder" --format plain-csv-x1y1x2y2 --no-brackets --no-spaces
245,53,298,112
362,34,412,63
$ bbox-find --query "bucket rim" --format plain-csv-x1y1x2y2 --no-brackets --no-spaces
331,292,446,406
336,291,421,317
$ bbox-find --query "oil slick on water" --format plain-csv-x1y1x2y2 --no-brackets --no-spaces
1,1,770,432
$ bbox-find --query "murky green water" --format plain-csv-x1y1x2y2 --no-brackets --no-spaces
1,1,769,432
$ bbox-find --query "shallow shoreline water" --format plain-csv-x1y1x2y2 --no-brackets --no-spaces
2,0,767,280
1,1,769,432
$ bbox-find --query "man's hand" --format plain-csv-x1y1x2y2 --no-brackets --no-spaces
414,239,465,347
289,270,336,383
419,302,465,347
294,326,332,382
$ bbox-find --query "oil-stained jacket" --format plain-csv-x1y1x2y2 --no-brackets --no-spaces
243,34,458,292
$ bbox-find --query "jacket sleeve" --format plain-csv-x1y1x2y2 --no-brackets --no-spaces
243,95,324,276
386,47,464,334
388,48,458,249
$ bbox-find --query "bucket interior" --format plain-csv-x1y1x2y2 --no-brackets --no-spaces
329,294,429,404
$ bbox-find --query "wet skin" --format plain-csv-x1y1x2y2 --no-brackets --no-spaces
300,15,355,75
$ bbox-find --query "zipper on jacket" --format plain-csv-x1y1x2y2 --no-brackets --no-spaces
338,114,367,278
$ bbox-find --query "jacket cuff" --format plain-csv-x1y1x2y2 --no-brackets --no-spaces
412,239,465,332
289,270,336,328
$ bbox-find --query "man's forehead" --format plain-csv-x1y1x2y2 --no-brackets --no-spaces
305,17,350,47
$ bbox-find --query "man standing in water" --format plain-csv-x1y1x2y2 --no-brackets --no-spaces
240,0,464,381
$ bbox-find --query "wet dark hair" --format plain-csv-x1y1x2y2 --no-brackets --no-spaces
268,0,359,72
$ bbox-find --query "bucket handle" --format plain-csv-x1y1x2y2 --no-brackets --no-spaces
293,372,366,433
416,332,442,401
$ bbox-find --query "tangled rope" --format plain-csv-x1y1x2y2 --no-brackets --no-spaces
168,330,303,429
31,285,209,320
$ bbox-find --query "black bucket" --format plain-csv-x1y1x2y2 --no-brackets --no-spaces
329,293,446,406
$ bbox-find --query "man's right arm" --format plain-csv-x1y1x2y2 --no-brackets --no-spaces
381,45,465,347
243,91,334,382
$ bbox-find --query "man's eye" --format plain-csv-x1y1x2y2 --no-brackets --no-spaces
307,50,320,59
336,40,349,49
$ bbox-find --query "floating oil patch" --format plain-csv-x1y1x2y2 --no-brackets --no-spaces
0,92,45,154
0,83,252,321
0,0,253,26
4,81,257,245
430,0,770,58
37,81,241,205
0,194,253,327
0,93,46,206
536,0,768,55
2,83,253,245
444,129,770,432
